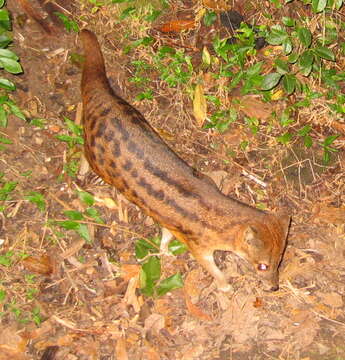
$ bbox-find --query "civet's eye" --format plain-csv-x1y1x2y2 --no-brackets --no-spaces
258,263,269,271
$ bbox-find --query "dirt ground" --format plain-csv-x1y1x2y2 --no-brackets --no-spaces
1,0,345,359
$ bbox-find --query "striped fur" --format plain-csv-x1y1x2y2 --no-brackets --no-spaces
80,29,290,292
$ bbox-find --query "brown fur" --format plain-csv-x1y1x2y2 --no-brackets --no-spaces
80,29,290,292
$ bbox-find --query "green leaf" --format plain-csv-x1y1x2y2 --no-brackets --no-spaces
313,46,335,61
135,238,159,259
156,273,184,296
282,74,296,95
246,62,263,76
0,57,22,74
266,26,288,45
297,27,312,48
0,1,5,8
0,34,11,48
0,251,13,267
298,125,312,136
7,102,26,120
323,134,339,146
277,132,293,144
334,0,343,9
282,16,295,27
0,181,17,201
0,9,10,31
0,136,12,144
0,289,6,302
299,50,314,76
120,6,136,20
145,9,161,22
261,72,282,90
85,207,104,224
312,0,327,12
304,135,313,148
275,59,289,74
77,223,91,242
139,268,154,296
203,11,217,26
0,49,19,60
64,117,82,136
142,256,161,282
282,38,292,55
0,78,15,91
30,118,46,128
168,239,188,255
54,12,79,32
26,192,46,212
56,220,80,230
279,110,294,127
77,191,94,206
0,105,7,127
64,210,84,220
323,150,330,164
288,53,299,64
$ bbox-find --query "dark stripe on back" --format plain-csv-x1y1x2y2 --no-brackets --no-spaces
127,140,144,159
96,122,106,138
104,130,114,142
112,142,121,157
122,159,133,171
113,119,129,141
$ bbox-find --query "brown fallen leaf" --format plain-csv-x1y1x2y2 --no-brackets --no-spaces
312,204,345,225
0,326,28,360
159,19,195,33
115,337,128,360
183,268,205,300
61,239,85,259
202,0,231,11
144,314,165,334
318,292,343,308
143,344,161,360
22,255,53,275
193,83,207,127
233,95,273,121
121,264,141,282
123,276,141,312
185,294,212,321
181,344,204,360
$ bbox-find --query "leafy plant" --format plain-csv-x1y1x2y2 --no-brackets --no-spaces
0,250,13,267
0,1,25,127
135,235,186,297
320,135,339,164
56,116,84,148
0,95,25,127
154,46,193,87
0,180,17,205
203,11,217,26
51,191,104,243
26,192,46,212
262,21,336,93
54,12,79,32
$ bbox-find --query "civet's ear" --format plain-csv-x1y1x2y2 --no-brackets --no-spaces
243,226,264,249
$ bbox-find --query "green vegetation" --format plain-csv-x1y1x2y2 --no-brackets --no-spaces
50,190,105,243
107,0,343,164
135,235,186,296
0,0,25,127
